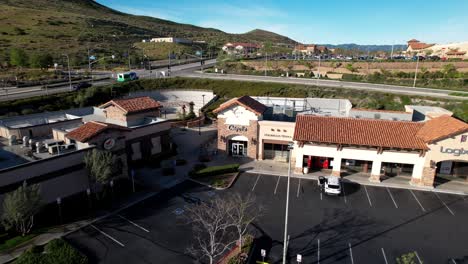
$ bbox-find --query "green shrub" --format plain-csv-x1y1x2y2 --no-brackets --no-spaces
43,238,87,264
190,164,239,177
14,239,87,264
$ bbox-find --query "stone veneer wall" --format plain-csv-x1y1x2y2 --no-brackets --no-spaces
411,166,436,187
217,118,258,160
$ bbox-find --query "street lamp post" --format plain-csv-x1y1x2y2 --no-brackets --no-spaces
316,55,321,87
282,143,294,264
62,54,72,91
413,55,419,88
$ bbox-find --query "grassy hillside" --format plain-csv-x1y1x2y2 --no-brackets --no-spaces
0,0,297,64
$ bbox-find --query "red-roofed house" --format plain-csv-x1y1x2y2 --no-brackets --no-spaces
99,96,162,127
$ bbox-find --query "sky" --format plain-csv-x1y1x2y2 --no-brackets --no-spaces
96,0,468,45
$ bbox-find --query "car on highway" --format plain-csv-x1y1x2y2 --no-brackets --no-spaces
324,176,342,195
72,82,92,91
117,72,138,82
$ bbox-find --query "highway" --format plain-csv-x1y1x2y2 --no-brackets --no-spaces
0,59,216,102
180,72,468,100
1,58,467,101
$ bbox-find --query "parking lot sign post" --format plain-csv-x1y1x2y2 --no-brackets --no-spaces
297,254,302,263
261,249,266,262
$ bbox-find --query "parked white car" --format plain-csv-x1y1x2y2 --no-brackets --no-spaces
324,176,341,195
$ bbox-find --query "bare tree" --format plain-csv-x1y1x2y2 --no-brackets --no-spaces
186,196,237,264
226,193,261,250
2,182,42,236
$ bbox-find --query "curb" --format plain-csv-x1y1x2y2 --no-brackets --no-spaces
0,178,186,263
247,169,468,196
188,172,239,190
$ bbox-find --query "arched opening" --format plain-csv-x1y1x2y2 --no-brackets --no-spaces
228,135,248,157
435,159,468,184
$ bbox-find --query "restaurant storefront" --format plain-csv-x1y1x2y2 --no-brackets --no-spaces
214,96,468,188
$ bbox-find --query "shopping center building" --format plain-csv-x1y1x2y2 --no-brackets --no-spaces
214,96,468,187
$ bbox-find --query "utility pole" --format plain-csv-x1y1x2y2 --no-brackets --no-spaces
316,55,321,86
390,43,394,59
265,52,267,76
282,143,294,264
413,55,419,88
128,49,131,71
63,54,72,91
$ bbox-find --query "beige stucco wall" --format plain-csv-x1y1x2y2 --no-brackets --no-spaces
258,120,295,159
294,143,426,178
425,133,468,166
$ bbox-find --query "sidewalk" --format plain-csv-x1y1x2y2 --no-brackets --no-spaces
245,159,468,195
0,176,185,264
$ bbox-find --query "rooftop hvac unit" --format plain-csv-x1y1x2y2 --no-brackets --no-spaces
285,109,294,118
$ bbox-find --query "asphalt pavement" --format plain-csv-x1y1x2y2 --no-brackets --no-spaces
64,173,468,264
181,72,468,100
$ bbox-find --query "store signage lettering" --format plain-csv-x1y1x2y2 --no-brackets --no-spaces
228,125,248,132
440,146,468,156
264,133,292,139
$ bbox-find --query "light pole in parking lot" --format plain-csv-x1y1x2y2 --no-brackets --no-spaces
282,142,294,264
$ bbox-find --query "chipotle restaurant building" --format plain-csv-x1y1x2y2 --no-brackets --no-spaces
214,96,468,187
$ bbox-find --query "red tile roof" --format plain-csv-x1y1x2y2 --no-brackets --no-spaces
66,121,130,142
407,39,420,43
214,96,267,116
416,115,468,143
100,96,161,114
293,115,428,150
409,42,434,50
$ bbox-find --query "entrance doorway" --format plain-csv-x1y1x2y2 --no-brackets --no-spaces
231,141,247,157
436,160,468,181
381,162,413,178
228,135,248,157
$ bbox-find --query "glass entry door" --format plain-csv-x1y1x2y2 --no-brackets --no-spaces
231,142,246,157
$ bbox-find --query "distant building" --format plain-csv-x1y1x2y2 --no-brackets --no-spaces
294,44,330,55
150,37,193,45
0,96,172,205
222,42,261,55
406,39,468,59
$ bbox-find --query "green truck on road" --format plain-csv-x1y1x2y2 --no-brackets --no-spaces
117,72,138,82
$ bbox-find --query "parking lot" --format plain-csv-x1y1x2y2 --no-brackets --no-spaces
65,173,468,263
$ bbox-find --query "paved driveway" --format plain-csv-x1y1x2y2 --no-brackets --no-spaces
65,173,468,263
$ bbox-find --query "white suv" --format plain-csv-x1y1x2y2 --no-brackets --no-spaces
324,176,342,195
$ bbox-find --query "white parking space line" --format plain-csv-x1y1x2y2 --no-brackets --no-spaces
252,174,261,192
410,190,426,212
348,243,354,264
434,192,455,216
364,185,373,207
90,224,125,247
296,178,301,198
118,214,150,233
451,259,458,264
414,251,423,264
386,187,398,208
381,248,389,264
341,182,347,203
317,239,320,264
274,176,281,195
